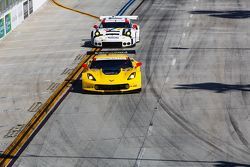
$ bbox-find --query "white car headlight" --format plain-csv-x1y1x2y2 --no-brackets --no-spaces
126,31,131,36
128,72,136,80
95,31,101,36
87,73,96,81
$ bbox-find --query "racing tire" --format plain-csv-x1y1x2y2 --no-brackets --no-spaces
135,88,141,93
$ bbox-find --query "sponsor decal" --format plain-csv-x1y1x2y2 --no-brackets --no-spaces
5,13,12,34
0,18,5,38
23,1,29,19
108,36,119,39
29,0,33,14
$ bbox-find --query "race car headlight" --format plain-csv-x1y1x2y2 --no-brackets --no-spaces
123,29,131,37
127,72,136,80
126,31,131,36
95,31,101,37
87,73,96,81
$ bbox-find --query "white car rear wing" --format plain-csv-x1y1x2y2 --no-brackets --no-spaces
100,16,138,20
87,50,136,55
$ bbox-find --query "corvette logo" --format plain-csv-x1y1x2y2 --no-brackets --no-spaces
109,80,114,82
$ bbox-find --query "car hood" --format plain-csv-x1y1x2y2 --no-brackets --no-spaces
88,68,134,83
98,28,127,35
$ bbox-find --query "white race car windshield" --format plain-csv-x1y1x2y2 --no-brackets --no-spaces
100,22,131,28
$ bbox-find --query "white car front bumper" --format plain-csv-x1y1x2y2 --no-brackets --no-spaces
92,35,136,47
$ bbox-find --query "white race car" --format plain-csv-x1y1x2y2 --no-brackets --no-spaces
91,16,140,48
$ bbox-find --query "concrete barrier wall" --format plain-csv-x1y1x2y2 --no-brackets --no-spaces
0,0,47,40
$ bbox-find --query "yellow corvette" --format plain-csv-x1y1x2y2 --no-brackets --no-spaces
82,53,142,93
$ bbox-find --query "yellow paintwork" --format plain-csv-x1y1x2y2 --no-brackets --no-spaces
82,54,142,93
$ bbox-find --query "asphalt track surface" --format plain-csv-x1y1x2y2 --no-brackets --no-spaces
12,0,250,166
0,0,129,154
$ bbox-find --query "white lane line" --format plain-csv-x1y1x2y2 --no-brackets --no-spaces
135,123,154,167
148,125,153,136
172,58,176,66
182,33,186,38
187,22,190,27
135,147,146,167
193,6,196,10
190,14,193,18
165,77,170,83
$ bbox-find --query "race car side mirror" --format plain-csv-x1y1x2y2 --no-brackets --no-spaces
82,63,88,69
132,24,138,30
93,25,98,29
135,62,142,68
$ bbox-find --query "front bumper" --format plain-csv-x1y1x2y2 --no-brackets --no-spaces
92,36,135,48
82,80,141,93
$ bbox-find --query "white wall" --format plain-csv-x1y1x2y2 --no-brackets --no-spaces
10,2,24,29
33,0,47,11
0,0,47,40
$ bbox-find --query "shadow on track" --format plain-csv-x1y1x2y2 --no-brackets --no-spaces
2,153,250,167
174,82,250,93
214,161,250,167
81,39,92,48
189,10,250,19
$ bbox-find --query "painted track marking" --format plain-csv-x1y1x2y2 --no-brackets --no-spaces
172,58,176,66
0,48,100,167
51,0,99,20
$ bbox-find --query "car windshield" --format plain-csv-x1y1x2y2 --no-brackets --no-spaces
90,60,133,70
100,22,131,28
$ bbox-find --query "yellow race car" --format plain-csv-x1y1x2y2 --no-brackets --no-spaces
82,52,142,93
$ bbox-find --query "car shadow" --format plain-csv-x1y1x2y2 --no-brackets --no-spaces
174,82,250,93
214,161,250,167
189,10,250,19
81,40,93,48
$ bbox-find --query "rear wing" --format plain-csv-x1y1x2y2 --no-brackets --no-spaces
100,16,138,20
87,50,136,55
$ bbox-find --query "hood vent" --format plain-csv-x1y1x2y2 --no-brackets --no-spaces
102,69,121,75
106,33,120,35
